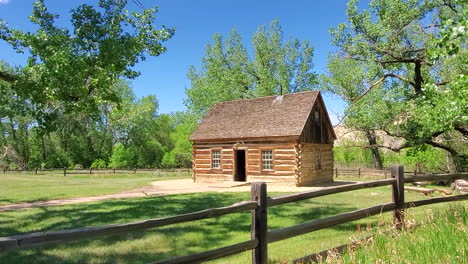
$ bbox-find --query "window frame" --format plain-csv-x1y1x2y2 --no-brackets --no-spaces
211,149,222,169
261,149,274,171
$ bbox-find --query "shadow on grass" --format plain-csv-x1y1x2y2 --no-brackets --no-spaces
0,191,373,263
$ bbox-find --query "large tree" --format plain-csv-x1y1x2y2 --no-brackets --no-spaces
322,55,386,169
186,19,318,115
0,0,174,128
0,0,176,169
327,0,467,171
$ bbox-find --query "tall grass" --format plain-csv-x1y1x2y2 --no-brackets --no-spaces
326,206,467,264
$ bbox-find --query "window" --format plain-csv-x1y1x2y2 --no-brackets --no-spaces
262,150,273,170
315,150,321,169
212,150,221,169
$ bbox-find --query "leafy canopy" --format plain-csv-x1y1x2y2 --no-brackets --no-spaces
186,19,318,115
0,0,174,129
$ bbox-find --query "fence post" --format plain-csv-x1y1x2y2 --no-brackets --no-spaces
391,166,405,230
251,182,268,264
358,168,361,178
113,168,116,174
63,167,66,177
90,168,92,175
384,168,387,178
335,168,338,178
35,168,38,175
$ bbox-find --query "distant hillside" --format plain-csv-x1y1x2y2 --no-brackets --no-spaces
333,125,404,151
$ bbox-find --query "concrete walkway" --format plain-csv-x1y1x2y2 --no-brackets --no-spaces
0,179,352,212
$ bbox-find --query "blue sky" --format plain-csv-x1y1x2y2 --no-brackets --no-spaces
0,0,367,124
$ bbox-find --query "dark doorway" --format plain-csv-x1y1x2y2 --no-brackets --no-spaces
234,150,246,182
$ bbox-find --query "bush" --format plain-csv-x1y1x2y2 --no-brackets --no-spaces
90,159,107,169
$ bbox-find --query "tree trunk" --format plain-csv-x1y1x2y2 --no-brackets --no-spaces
365,129,383,169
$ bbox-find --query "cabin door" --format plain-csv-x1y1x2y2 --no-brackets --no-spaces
234,150,246,182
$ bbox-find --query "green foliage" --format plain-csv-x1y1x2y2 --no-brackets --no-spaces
339,206,467,263
326,0,467,171
0,0,174,128
186,19,317,115
108,143,129,169
90,159,107,169
333,142,374,168
0,1,178,170
161,112,197,168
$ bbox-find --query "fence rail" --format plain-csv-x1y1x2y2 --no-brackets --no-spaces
1,167,192,176
0,166,467,263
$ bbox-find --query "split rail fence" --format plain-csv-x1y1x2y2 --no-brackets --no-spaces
0,166,467,264
334,167,435,179
1,167,192,176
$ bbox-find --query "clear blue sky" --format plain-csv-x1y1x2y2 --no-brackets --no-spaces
0,0,368,124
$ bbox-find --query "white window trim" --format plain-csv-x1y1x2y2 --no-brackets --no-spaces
211,149,221,169
261,150,274,171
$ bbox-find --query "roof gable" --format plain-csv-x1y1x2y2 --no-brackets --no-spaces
190,91,334,141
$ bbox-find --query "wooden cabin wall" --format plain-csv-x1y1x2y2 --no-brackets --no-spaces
297,143,334,186
192,147,234,182
192,141,297,183
246,143,296,184
300,104,334,144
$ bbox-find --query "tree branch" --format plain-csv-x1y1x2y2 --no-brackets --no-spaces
352,73,415,102
0,71,16,83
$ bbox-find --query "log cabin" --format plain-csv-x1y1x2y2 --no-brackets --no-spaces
189,91,336,186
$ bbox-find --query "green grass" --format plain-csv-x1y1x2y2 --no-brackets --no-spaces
0,172,190,205
0,186,465,263
332,206,467,264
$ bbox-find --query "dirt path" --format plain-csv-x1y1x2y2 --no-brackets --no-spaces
0,179,349,212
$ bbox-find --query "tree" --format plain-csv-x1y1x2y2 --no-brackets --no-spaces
322,55,386,168
0,1,175,169
186,19,317,115
161,112,197,168
328,0,467,171
108,142,129,169
0,0,174,129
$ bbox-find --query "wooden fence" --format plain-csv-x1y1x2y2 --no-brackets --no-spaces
1,167,192,176
334,167,434,179
0,166,467,264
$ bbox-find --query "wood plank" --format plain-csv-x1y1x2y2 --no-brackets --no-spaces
405,173,468,183
274,165,296,171
404,186,434,195
251,183,268,264
0,201,258,251
195,154,211,159
267,203,395,243
405,194,468,208
153,239,258,264
268,179,396,206
273,160,296,165
195,149,211,154
194,159,211,164
195,164,211,169
274,150,296,155
273,154,295,160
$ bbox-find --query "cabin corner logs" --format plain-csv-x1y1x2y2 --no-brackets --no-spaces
190,91,336,186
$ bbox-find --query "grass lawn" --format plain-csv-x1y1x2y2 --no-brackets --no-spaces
0,172,190,205
0,186,466,263
334,206,467,264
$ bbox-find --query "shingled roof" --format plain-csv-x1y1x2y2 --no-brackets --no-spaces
190,91,333,141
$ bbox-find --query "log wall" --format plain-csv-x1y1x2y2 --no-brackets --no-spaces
192,141,334,185
297,143,334,186
192,142,297,183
